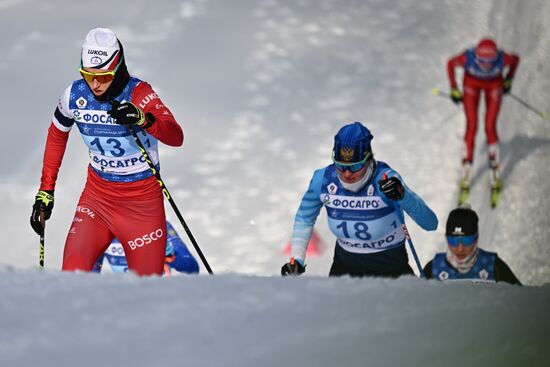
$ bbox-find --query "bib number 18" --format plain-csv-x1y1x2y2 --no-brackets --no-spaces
336,221,371,240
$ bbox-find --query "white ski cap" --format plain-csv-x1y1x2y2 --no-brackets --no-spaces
81,28,122,70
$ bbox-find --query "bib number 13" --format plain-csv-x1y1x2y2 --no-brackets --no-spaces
336,221,371,240
90,137,125,157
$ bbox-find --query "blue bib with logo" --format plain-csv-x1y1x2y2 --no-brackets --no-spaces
431,249,497,283
465,48,504,79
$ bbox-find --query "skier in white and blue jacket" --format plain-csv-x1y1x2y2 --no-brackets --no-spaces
281,121,438,278
423,205,520,285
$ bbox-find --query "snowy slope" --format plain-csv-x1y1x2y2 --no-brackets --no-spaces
0,0,549,365
1,268,548,367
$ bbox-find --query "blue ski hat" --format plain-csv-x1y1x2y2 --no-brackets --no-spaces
333,121,373,162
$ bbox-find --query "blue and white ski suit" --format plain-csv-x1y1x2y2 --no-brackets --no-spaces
290,161,437,274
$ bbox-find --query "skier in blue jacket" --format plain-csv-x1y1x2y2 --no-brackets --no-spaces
423,205,520,284
93,221,199,275
282,121,438,277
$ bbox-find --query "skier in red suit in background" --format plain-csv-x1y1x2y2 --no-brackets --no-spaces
447,37,519,196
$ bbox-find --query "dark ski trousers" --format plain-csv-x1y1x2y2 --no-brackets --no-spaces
329,242,414,278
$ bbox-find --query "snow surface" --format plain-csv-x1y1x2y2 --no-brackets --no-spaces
1,268,549,367
1,0,549,365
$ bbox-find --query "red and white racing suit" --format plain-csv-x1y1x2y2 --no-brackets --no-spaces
447,48,519,164
39,77,183,276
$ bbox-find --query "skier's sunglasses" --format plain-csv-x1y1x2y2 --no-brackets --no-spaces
446,234,478,247
333,152,372,173
79,60,121,84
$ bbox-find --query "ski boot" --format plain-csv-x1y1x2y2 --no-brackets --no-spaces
458,161,471,206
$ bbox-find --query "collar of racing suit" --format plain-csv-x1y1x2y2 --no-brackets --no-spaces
446,246,479,274
339,159,376,193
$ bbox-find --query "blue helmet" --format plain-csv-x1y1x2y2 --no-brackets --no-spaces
333,121,373,163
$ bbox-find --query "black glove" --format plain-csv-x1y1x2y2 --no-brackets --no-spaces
30,190,54,235
378,176,405,201
450,88,463,104
503,78,513,94
108,101,148,126
281,258,305,276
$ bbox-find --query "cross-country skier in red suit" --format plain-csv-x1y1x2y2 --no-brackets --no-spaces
447,37,519,191
30,28,183,276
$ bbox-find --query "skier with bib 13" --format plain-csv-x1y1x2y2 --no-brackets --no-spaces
93,221,199,276
447,37,520,207
29,28,183,276
281,121,438,278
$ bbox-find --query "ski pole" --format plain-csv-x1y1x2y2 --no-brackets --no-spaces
402,223,425,279
381,172,425,278
432,87,463,105
39,210,45,269
127,124,214,275
431,87,450,98
509,93,548,120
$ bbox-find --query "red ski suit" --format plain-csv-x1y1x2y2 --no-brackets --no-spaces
39,80,183,276
447,50,519,163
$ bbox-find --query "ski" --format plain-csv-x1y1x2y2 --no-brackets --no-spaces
457,164,502,208
490,179,501,208
458,179,469,206
490,167,502,208
458,162,471,206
